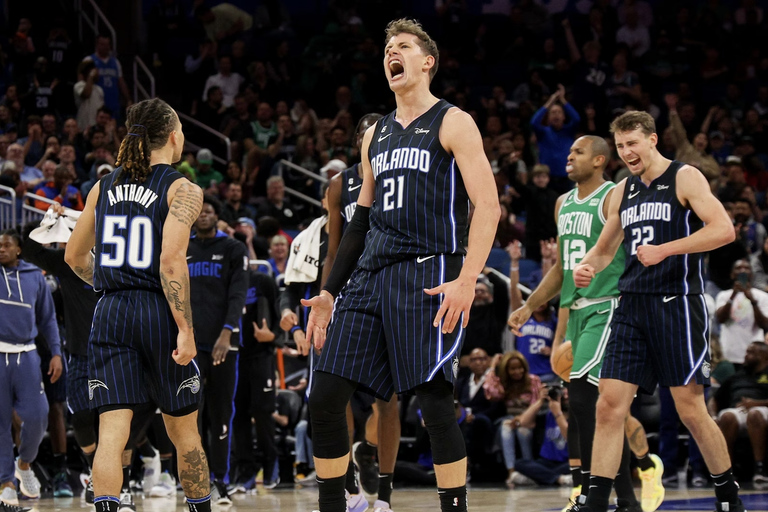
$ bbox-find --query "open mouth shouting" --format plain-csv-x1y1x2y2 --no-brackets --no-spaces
389,59,404,82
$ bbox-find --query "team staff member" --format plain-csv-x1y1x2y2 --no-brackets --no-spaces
188,194,248,505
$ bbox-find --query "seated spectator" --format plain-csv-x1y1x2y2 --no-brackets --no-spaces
202,55,244,109
195,2,253,44
710,342,768,488
194,149,225,189
34,164,84,211
460,269,509,367
58,142,85,184
6,142,42,190
254,176,300,230
521,165,558,262
220,182,256,226
80,162,113,199
511,385,571,487
708,204,749,297
34,135,61,171
715,259,768,366
266,234,289,277
195,85,228,131
33,158,58,192
484,351,541,486
733,197,766,255
18,116,45,167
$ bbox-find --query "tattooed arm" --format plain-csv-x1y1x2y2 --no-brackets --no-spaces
65,181,99,286
161,179,203,366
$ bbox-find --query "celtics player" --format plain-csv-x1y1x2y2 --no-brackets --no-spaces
509,135,663,512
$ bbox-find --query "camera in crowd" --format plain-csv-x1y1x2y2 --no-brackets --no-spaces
547,384,563,401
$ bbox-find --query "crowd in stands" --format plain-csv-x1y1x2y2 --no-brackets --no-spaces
5,0,768,500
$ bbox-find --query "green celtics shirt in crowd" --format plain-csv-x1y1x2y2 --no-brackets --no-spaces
558,181,625,308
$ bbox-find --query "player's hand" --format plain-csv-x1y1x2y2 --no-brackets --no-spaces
293,329,308,355
573,263,595,288
253,319,275,342
508,304,533,336
48,355,63,383
636,244,667,267
173,330,197,366
301,291,334,353
212,330,232,365
280,309,299,332
425,275,475,334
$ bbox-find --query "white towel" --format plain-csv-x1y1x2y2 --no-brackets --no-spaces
29,206,82,244
284,215,328,284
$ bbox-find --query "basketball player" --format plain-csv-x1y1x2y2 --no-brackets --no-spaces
509,135,662,512
300,19,499,512
65,98,212,512
325,112,402,511
572,112,743,512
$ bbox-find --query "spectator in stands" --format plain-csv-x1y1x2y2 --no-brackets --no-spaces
202,55,244,110
6,142,42,191
266,234,289,277
715,259,768,366
752,237,768,293
719,157,747,203
605,52,641,114
18,116,45,169
0,107,16,135
34,158,57,191
33,135,61,171
459,269,509,367
0,228,62,506
221,94,253,163
195,2,253,45
665,93,720,181
615,7,650,58
34,164,84,211
248,102,278,152
708,205,749,297
80,162,113,199
530,85,580,194
710,341,768,487
194,148,224,189
196,85,228,131
254,176,299,230
73,58,104,135
455,348,505,479
57,142,84,184
220,182,256,226
521,165,558,262
184,40,217,111
484,351,541,485
86,34,131,121
733,197,766,255
234,217,269,261
324,125,353,165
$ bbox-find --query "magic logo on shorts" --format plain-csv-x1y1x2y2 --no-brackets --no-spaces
88,379,109,401
176,375,201,396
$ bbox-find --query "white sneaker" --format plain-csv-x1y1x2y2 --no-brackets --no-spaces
372,499,393,512
141,450,161,494
346,490,368,512
0,487,18,506
119,491,136,511
149,472,176,498
13,459,40,499
510,471,536,486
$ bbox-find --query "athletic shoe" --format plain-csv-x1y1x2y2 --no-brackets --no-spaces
149,471,176,498
211,480,232,506
753,472,768,489
372,499,393,512
557,474,573,487
85,479,94,504
715,499,746,512
263,460,281,490
119,490,136,512
638,453,665,512
13,459,40,499
53,471,74,497
564,495,588,512
0,487,19,506
346,490,368,512
0,502,30,512
353,441,379,495
615,501,643,512
141,449,161,494
229,474,256,494
510,471,536,486
562,486,581,512
692,472,708,488
295,468,317,485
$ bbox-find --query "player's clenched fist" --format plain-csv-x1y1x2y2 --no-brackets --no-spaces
573,263,595,288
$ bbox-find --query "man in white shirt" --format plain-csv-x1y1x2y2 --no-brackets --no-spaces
202,55,244,109
715,259,768,366
73,59,104,131
615,7,650,58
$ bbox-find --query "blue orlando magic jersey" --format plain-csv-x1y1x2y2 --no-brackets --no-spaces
618,160,705,295
358,99,469,271
94,164,184,293
339,164,363,227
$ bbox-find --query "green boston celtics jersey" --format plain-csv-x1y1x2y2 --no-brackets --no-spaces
558,181,625,308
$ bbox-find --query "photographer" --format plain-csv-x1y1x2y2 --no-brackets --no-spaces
507,383,571,487
716,259,768,367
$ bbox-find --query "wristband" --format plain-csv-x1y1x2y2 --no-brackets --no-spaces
510,266,519,271
290,325,302,334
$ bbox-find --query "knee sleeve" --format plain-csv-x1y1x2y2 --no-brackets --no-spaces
308,372,357,459
569,376,599,471
71,410,97,448
415,378,466,465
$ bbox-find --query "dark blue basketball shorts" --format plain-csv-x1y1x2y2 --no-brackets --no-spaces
66,353,90,414
88,290,202,414
315,254,465,400
601,293,710,393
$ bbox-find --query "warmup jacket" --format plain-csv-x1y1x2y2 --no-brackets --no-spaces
188,231,249,351
0,260,61,356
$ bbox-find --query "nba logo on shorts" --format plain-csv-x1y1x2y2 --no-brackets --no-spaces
176,375,201,396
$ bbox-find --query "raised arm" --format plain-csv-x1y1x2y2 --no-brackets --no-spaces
635,165,734,266
64,182,99,285
160,180,203,365
573,180,626,287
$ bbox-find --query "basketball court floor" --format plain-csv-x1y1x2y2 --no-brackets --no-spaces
18,486,768,511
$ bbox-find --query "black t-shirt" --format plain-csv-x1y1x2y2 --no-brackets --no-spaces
715,367,768,410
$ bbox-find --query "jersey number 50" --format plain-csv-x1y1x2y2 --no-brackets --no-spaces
100,215,153,269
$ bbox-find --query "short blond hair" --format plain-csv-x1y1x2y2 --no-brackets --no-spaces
610,111,656,136
384,18,439,81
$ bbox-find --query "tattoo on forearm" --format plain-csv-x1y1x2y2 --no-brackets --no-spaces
73,253,95,286
160,271,194,329
169,183,203,227
179,447,210,499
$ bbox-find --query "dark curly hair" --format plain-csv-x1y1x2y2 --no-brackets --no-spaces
115,98,177,184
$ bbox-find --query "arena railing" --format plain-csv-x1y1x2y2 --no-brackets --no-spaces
177,112,232,166
0,185,16,230
133,56,155,103
278,159,328,208
75,0,117,58
21,193,58,226
486,267,531,354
